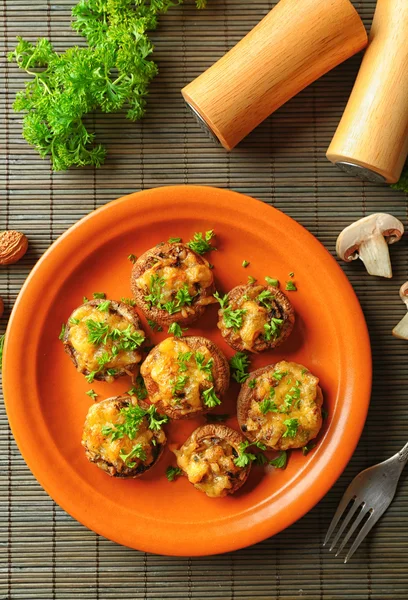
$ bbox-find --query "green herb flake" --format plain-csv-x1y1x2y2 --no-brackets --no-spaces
93,292,106,299
97,300,111,312
166,466,183,482
213,291,228,308
264,317,284,341
146,405,169,430
282,418,299,439
85,371,97,384
302,442,317,456
202,386,221,408
259,395,278,415
177,351,193,372
234,441,256,468
147,319,163,332
257,289,273,309
223,306,246,331
58,323,66,340
247,275,257,285
230,352,251,383
69,317,80,325
270,451,288,469
168,237,182,244
272,370,288,381
187,230,216,255
119,443,146,467
248,378,257,389
285,281,297,291
194,352,213,380
128,254,137,263
83,296,89,303
121,297,136,307
265,277,279,288
171,374,189,396
242,260,250,268
144,274,165,308
168,322,187,338
128,375,148,401
86,389,98,401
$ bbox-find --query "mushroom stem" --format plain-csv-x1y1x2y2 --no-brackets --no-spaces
392,312,408,340
358,233,392,278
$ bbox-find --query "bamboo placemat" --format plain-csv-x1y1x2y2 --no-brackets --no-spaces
1,1,408,598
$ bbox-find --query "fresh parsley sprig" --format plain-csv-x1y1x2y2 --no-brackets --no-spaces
230,352,251,383
187,230,216,255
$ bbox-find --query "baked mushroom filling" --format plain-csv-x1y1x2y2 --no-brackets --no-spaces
175,437,242,498
217,286,287,350
135,244,215,317
67,303,145,381
141,338,221,413
82,398,167,476
243,361,322,450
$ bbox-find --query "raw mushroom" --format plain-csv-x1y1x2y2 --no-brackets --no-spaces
336,213,404,278
392,282,408,340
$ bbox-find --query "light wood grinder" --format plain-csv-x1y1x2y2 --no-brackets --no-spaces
182,0,367,151
327,0,408,184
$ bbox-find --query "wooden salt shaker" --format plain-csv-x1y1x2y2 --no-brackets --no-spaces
182,0,367,151
327,0,408,184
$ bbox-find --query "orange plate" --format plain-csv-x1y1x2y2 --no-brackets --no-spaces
3,186,371,556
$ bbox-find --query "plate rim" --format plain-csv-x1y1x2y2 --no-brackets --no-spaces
3,185,372,556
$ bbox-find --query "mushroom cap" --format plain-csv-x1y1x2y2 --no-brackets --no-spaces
400,282,408,306
336,213,404,262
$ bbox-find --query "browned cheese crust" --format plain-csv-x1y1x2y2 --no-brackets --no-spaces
217,284,295,353
130,242,216,327
63,299,145,382
140,336,230,419
237,361,323,451
173,424,251,497
82,395,166,478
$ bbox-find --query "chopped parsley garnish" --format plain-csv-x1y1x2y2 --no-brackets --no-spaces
175,284,194,307
121,297,136,307
172,374,189,395
301,368,308,376
86,320,110,345
253,453,268,466
205,413,229,423
146,405,169,430
177,351,193,372
86,389,98,401
248,378,257,389
168,237,182,244
247,275,257,285
187,230,216,255
128,254,137,263
202,386,221,408
147,319,162,331
128,375,148,401
93,292,106,299
69,317,80,325
242,260,250,268
264,317,283,341
273,370,288,381
234,441,256,467
302,442,316,456
282,418,299,438
194,352,214,380
166,466,183,481
115,325,145,351
168,322,187,338
265,276,279,287
102,403,167,442
270,451,288,469
85,371,97,383
230,352,251,383
213,291,228,308
106,368,117,377
119,443,147,467
285,281,297,291
97,352,111,368
162,301,179,315
257,289,273,308
144,274,165,308
59,323,66,340
259,395,278,415
97,300,111,312
223,306,246,331
83,296,89,303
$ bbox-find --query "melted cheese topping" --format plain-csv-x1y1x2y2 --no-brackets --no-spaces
239,300,268,350
246,361,322,450
135,249,213,304
141,338,213,414
175,437,242,498
68,304,143,375
82,399,165,474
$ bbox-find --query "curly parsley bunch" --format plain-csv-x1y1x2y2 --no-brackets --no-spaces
8,0,206,170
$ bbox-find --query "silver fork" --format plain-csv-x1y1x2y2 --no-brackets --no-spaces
324,441,408,562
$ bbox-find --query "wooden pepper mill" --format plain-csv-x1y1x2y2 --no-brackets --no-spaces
182,0,367,151
327,0,408,184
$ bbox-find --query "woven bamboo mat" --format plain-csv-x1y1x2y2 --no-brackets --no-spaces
1,0,408,598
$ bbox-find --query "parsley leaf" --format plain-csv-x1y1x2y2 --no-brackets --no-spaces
302,441,316,456
168,322,187,338
213,291,228,308
168,237,182,243
187,230,216,254
242,260,250,268
234,441,256,468
171,374,189,396
144,274,165,308
282,418,299,438
177,351,193,372
270,451,288,469
59,323,66,340
93,292,106,299
166,466,182,481
230,352,251,383
265,276,279,287
194,352,213,380
202,386,221,408
121,297,136,307
128,375,148,401
264,317,284,341
98,300,111,312
119,443,147,467
146,405,169,430
223,306,246,331
248,378,257,389
272,370,288,381
285,281,297,291
128,254,137,263
86,320,110,346
259,395,278,415
86,389,98,401
257,289,273,308
247,275,257,285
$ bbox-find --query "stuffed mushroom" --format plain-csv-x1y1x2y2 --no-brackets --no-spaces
216,284,294,353
237,361,323,451
82,395,167,477
140,336,229,419
130,241,216,327
173,424,251,498
63,299,145,383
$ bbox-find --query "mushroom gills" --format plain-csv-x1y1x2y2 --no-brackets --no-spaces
358,233,392,278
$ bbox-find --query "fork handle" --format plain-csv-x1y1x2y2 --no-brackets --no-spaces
398,442,408,463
